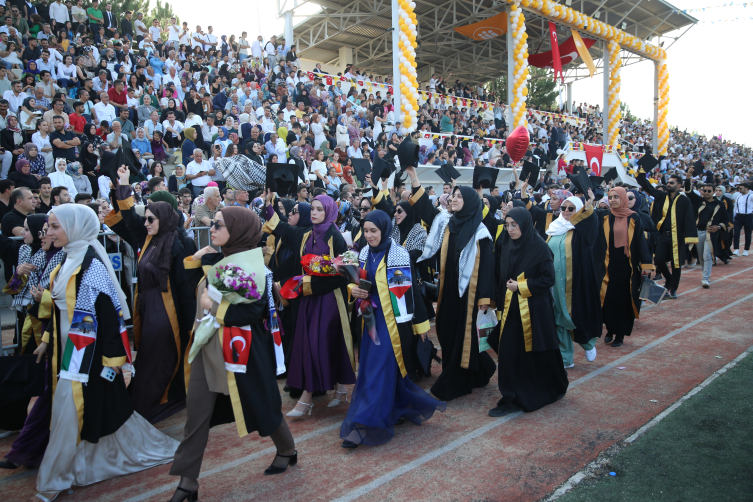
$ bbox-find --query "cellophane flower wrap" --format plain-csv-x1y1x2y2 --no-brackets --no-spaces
335,250,380,345
189,249,266,364
300,253,338,276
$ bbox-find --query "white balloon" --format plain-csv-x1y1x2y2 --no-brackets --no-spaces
410,1,416,8
400,127,408,135
410,110,417,117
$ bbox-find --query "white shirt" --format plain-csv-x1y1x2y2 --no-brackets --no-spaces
178,27,190,45
201,123,218,143
149,26,162,42
239,37,250,55
167,24,181,42
186,160,212,187
2,90,27,113
98,175,111,201
93,101,116,124
251,40,263,58
191,31,205,50
206,33,217,49
162,119,184,135
134,19,147,37
49,2,69,23
735,192,753,216
264,42,276,56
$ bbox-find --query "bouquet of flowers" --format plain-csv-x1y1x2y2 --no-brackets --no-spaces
300,254,337,276
333,250,361,284
209,264,262,303
333,250,380,345
189,249,266,364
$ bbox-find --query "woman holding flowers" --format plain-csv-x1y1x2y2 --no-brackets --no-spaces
263,189,356,417
104,167,196,424
341,210,445,448
168,207,296,502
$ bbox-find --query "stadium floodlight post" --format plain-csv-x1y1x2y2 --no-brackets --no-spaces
506,7,514,128
602,40,610,146
391,0,402,126
653,62,659,154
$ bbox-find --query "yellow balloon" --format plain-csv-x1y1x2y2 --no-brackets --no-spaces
522,87,528,96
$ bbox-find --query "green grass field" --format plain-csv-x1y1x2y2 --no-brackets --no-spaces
557,351,753,502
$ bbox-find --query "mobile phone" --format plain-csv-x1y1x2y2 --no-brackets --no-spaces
100,366,117,382
358,279,372,291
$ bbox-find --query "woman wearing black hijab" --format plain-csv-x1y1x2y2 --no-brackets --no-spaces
418,186,496,401
168,207,296,502
482,194,504,244
490,207,569,417
340,210,444,448
389,200,435,380
105,169,197,424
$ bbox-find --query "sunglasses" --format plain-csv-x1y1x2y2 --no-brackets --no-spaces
561,206,576,212
627,196,635,200
290,209,299,215
145,216,158,224
395,209,405,215
359,207,370,212
38,229,47,238
209,220,226,231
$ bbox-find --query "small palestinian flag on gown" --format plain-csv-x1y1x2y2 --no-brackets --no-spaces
387,267,413,323
61,310,97,382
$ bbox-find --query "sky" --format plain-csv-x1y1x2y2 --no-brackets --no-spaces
176,0,751,146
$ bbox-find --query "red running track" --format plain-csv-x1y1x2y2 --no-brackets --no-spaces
2,257,752,502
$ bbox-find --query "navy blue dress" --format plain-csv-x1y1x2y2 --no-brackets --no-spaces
340,250,446,446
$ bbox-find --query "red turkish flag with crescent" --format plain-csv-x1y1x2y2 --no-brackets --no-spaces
387,85,393,94
223,325,253,373
326,75,333,85
584,144,604,176
308,71,315,80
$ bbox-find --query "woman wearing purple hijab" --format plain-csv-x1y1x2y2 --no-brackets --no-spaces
263,190,356,417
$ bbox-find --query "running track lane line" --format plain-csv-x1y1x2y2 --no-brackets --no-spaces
330,292,753,502
120,283,753,502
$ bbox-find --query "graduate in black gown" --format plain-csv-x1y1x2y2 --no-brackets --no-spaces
418,186,496,401
490,207,569,417
594,187,655,347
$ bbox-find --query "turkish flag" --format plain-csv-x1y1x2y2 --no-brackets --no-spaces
549,22,563,84
223,326,253,373
308,71,315,80
387,85,393,94
584,144,604,176
358,80,363,86
326,75,333,85
528,36,597,69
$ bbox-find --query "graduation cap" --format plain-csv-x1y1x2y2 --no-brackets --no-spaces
101,142,139,188
519,160,540,185
371,154,395,181
603,168,619,183
265,163,298,196
351,158,372,185
639,277,667,305
589,176,605,191
435,163,461,184
571,168,593,195
473,165,499,190
637,154,659,173
415,336,436,377
396,138,419,173
693,160,705,172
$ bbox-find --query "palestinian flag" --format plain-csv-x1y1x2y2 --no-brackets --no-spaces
387,266,413,323
62,310,97,378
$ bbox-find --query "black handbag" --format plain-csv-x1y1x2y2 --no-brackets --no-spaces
418,278,438,303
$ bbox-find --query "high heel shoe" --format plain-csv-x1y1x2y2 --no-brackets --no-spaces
264,451,298,475
286,401,314,417
167,486,198,502
328,388,348,408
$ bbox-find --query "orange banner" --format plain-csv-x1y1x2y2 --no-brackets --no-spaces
571,29,597,77
454,12,508,41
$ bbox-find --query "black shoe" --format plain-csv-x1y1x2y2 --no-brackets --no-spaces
168,486,198,502
604,333,614,344
288,387,303,399
611,337,624,348
488,404,519,417
283,384,291,392
312,390,326,397
395,417,406,425
666,290,678,300
341,440,359,449
0,460,19,469
264,451,298,475
276,372,287,380
653,273,663,281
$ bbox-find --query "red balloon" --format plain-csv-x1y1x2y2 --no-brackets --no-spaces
505,126,530,163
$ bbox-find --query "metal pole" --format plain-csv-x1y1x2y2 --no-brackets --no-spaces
284,11,294,49
602,41,610,146
566,81,573,114
391,0,402,127
653,62,659,154
506,7,514,129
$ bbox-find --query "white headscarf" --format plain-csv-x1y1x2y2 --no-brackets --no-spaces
50,204,130,319
545,196,584,237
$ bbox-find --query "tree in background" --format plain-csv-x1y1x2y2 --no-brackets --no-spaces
106,0,179,40
484,67,558,110
620,101,637,122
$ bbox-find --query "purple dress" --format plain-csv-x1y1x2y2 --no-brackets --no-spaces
286,236,356,393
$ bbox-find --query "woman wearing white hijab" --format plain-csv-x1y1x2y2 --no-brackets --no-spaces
47,159,79,199
31,205,178,502
545,192,602,368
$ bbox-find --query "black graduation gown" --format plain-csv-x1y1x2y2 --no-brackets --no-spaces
522,196,555,239
431,231,496,402
183,253,283,436
683,183,730,262
593,211,654,339
637,174,698,267
496,255,569,412
105,187,196,423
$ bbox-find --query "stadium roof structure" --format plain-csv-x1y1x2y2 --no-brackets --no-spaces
280,0,697,84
